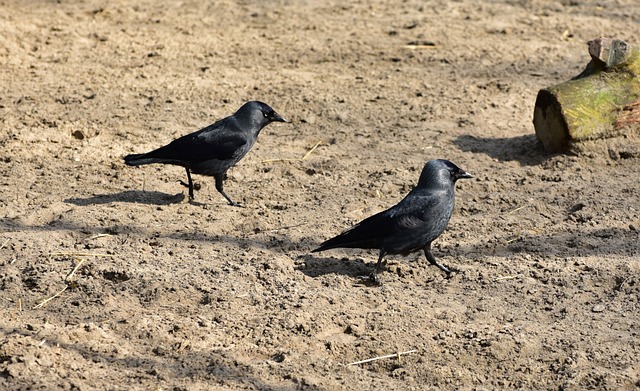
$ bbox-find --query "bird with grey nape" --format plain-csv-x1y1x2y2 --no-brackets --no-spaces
124,101,286,206
312,159,473,284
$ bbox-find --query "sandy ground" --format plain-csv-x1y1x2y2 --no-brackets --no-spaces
1,0,639,390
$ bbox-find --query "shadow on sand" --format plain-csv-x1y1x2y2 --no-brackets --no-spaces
65,190,186,206
453,134,557,165
295,253,373,279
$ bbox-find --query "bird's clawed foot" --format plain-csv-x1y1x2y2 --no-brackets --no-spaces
178,180,201,191
178,180,201,201
227,200,243,208
434,263,452,274
357,273,383,286
220,192,243,207
424,249,458,277
434,264,460,278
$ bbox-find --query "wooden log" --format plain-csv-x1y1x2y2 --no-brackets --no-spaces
533,38,640,153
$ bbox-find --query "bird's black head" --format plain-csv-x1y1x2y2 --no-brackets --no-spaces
417,159,473,188
236,101,287,131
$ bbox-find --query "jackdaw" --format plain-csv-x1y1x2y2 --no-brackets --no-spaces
312,159,472,283
124,101,286,205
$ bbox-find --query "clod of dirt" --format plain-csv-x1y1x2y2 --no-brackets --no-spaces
71,130,86,140
102,270,131,283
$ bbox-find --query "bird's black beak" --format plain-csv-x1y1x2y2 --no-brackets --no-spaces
457,171,473,179
271,112,287,123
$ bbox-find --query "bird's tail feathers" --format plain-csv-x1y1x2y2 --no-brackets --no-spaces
312,212,390,253
312,227,381,253
124,153,183,167
124,153,150,166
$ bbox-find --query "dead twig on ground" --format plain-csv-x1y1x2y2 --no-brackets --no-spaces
86,233,113,241
251,222,307,235
347,349,418,366
66,258,87,281
0,238,10,251
506,205,528,214
495,274,523,282
403,44,438,50
49,252,113,257
261,141,322,163
33,285,69,309
33,252,112,309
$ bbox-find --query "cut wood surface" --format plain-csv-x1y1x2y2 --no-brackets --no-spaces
534,38,640,152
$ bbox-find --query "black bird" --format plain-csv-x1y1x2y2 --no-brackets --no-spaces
312,159,472,283
124,101,286,205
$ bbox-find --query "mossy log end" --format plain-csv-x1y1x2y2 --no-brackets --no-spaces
533,38,640,153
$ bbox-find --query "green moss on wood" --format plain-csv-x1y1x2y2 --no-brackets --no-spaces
534,44,640,151
556,69,639,139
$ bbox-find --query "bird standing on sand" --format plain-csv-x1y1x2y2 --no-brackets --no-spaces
312,159,473,283
124,101,286,206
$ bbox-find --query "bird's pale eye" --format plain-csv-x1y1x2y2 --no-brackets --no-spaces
263,112,269,118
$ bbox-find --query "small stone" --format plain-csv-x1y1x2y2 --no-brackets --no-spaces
591,304,605,313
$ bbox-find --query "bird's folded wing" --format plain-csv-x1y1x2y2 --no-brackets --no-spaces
387,194,441,228
146,131,248,162
191,132,249,161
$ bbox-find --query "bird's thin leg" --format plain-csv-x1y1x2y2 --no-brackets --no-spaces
177,169,196,199
186,168,195,200
178,168,196,200
356,251,386,285
368,250,387,285
215,175,240,207
423,245,453,274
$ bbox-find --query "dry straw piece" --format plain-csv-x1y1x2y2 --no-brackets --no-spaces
261,141,322,164
32,252,114,309
346,349,418,366
0,238,10,250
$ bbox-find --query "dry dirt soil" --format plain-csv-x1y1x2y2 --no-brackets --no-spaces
1,0,639,390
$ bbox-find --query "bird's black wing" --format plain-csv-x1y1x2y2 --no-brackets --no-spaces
386,191,444,230
313,191,443,252
142,119,249,163
381,190,452,253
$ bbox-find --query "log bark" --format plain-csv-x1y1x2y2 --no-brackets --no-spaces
533,38,640,153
